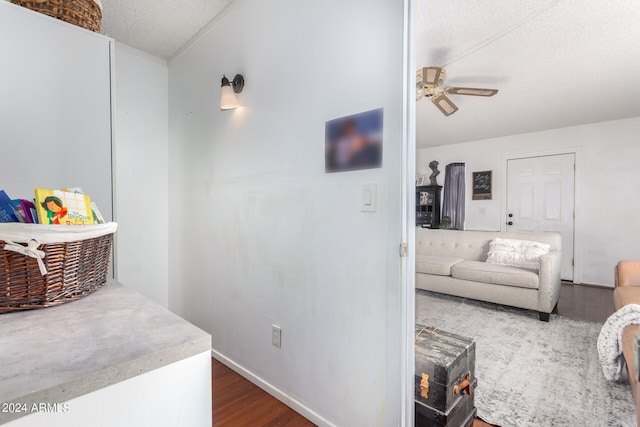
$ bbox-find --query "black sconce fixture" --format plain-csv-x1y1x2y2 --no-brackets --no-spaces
220,74,245,110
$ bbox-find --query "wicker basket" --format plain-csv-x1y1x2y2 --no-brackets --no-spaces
0,222,116,314
11,0,103,33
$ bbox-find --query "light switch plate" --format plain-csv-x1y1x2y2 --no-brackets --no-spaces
272,325,281,348
361,183,377,212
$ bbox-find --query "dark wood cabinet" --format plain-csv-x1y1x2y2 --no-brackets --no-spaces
416,185,442,228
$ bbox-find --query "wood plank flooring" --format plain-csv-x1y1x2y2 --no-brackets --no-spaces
473,419,495,427
556,281,615,322
211,283,614,427
213,357,493,427
212,358,315,426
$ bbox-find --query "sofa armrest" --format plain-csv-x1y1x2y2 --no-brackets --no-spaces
615,260,640,288
537,250,562,313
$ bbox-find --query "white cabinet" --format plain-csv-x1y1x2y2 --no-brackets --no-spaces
0,1,113,220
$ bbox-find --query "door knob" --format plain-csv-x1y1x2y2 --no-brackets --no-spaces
508,213,513,218
507,221,513,226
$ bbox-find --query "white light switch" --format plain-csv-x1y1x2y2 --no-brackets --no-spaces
361,184,377,212
364,189,372,205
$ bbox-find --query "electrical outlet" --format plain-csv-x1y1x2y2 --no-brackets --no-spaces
272,325,282,348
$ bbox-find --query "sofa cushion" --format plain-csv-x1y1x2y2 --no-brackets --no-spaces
614,286,640,311
486,238,550,270
451,260,539,289
416,255,464,276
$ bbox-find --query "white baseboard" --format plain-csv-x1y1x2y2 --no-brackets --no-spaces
211,348,335,427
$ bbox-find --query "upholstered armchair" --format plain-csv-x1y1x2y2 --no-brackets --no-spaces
615,260,640,289
613,260,640,426
614,260,640,315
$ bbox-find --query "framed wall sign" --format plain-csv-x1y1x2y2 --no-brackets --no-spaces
472,170,492,200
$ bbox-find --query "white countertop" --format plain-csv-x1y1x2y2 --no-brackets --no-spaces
0,282,211,424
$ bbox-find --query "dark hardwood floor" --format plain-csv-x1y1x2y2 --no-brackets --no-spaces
556,281,615,322
211,283,613,427
213,356,496,427
473,419,495,427
212,358,315,427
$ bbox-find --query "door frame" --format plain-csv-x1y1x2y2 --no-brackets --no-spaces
501,148,582,284
400,0,416,424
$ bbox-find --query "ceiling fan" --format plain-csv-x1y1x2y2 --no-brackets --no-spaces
416,67,498,116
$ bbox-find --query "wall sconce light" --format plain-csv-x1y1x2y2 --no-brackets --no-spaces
220,74,245,110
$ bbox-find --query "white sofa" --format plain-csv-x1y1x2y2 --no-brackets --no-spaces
415,228,562,321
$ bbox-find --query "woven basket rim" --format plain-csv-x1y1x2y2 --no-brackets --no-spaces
13,0,103,12
0,222,117,244
1,231,113,314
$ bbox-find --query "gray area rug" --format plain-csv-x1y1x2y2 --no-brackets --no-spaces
416,290,636,427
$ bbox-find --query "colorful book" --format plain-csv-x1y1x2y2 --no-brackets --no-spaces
0,190,19,223
61,188,103,225
19,199,37,223
11,200,27,223
34,188,93,225
91,202,105,224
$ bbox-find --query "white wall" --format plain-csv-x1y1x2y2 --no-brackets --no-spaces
114,43,169,307
417,117,640,286
0,1,112,220
168,0,406,425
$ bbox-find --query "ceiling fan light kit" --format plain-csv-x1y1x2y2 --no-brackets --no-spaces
416,66,498,116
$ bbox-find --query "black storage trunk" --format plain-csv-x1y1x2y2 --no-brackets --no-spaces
415,379,477,427
414,324,476,413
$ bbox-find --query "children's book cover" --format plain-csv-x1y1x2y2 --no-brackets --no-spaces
11,200,27,223
19,199,37,223
35,188,93,225
0,190,19,223
91,202,105,224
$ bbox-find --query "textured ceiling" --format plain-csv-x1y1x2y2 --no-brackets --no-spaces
100,0,234,58
7,0,639,143
415,0,640,147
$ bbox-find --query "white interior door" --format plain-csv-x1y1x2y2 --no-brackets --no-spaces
506,154,575,280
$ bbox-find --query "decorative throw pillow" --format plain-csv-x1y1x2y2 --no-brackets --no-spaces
486,238,551,270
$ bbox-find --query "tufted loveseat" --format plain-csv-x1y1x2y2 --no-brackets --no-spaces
415,228,562,321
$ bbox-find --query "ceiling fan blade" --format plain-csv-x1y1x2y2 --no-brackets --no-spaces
445,87,498,97
432,93,458,116
417,67,443,87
